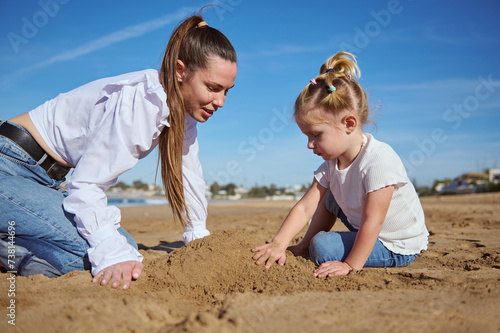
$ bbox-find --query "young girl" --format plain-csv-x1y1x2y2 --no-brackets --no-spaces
252,52,428,277
0,13,237,289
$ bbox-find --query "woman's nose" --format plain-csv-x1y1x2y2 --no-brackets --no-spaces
213,92,226,108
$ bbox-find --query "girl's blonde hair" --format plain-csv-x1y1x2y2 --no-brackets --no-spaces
294,52,369,127
159,13,236,227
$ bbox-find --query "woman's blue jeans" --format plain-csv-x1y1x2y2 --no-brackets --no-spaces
309,191,419,268
0,121,137,277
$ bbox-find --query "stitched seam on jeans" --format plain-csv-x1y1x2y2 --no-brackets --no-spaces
59,255,87,272
0,154,58,188
0,190,83,245
402,256,416,266
0,154,38,169
365,257,395,267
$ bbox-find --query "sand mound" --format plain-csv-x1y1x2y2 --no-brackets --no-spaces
141,230,321,302
139,229,439,306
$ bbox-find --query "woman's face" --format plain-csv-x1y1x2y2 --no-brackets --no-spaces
177,56,237,123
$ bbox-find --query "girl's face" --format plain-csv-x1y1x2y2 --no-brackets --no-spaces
296,109,362,169
177,56,237,123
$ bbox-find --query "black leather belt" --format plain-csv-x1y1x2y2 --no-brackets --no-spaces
0,122,71,181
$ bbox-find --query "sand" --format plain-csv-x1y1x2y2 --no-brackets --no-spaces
1,193,499,332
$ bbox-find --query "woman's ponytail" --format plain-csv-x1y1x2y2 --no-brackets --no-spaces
159,13,236,227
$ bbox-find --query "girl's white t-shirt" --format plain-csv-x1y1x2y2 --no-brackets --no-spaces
314,133,429,255
29,69,209,275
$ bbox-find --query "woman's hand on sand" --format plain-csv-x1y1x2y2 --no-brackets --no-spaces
92,260,143,290
251,242,287,269
313,261,351,278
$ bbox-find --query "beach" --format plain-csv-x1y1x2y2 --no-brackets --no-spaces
1,192,499,332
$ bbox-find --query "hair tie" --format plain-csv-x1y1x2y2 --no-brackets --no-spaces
197,21,208,28
328,85,336,92
325,69,335,73
309,78,317,85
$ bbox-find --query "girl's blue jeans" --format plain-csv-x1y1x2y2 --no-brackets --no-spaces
309,191,419,268
0,121,137,277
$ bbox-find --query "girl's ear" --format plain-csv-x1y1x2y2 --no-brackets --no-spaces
343,114,358,134
176,59,186,82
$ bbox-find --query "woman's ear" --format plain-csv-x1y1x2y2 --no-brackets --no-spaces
343,114,358,134
176,59,186,82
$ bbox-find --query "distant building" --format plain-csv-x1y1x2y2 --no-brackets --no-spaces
457,172,488,194
434,182,446,193
488,169,500,183
267,186,306,201
437,172,489,194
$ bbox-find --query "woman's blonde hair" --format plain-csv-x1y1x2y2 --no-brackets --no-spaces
294,52,369,127
159,13,236,227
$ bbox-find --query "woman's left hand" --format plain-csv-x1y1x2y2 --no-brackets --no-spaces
313,260,352,278
92,260,143,290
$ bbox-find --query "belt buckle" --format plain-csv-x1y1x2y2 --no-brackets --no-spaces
46,163,69,181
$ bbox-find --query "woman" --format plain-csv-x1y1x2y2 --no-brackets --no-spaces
0,14,237,290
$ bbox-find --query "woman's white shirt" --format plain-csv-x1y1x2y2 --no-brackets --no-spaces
29,69,209,275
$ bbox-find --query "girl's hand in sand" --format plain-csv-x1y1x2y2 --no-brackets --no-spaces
313,261,352,278
92,260,143,290
251,242,287,269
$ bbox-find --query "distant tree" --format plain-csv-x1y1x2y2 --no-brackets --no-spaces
488,182,500,192
247,185,267,198
268,184,278,196
132,180,149,191
416,186,433,197
224,183,237,196
114,181,129,190
210,182,221,196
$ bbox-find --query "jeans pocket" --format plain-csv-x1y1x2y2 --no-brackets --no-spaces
0,139,37,167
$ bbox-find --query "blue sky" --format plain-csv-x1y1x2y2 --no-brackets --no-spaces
1,0,499,188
